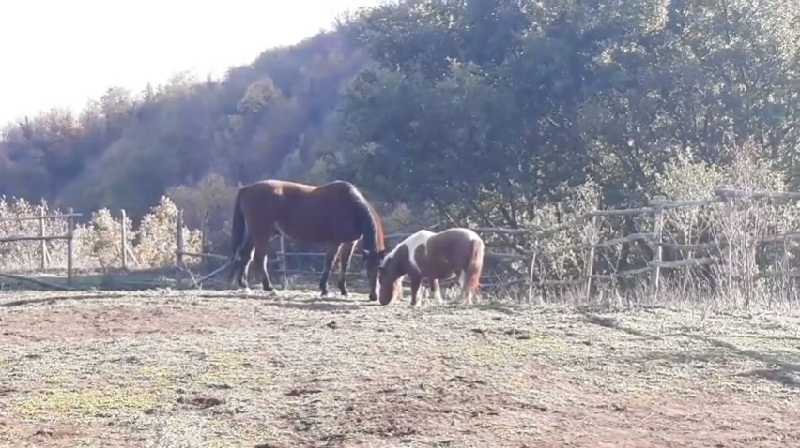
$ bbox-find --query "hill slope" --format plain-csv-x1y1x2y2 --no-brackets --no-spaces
0,31,366,219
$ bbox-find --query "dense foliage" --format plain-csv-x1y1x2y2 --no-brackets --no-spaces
2,0,799,239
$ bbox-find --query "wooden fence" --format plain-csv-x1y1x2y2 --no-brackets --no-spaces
174,210,532,289
175,186,800,304
0,209,81,288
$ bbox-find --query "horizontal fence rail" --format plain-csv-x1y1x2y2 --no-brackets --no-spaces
167,186,800,305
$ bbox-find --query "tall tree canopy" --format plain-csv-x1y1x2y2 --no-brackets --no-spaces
332,0,800,228
0,0,798,234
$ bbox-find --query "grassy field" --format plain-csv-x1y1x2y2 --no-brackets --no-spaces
1,289,800,447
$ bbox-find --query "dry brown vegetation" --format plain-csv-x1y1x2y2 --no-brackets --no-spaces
0,195,203,275
1,289,800,447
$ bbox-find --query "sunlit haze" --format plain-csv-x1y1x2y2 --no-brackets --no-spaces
0,0,382,125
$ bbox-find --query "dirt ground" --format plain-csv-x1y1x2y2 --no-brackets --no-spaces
1,290,800,448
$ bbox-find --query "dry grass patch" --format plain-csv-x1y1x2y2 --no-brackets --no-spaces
1,290,800,447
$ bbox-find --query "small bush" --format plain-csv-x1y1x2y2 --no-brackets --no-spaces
133,196,202,268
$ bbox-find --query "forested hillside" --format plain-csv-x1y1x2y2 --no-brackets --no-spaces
1,0,799,239
0,31,366,223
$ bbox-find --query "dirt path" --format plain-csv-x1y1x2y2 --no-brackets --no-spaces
1,290,799,447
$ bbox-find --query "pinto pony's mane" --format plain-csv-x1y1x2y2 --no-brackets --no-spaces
379,238,405,269
380,230,433,270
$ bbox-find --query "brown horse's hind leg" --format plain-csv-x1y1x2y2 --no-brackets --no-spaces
238,247,254,289
409,273,423,307
336,242,356,297
235,239,254,289
319,243,342,297
253,238,274,292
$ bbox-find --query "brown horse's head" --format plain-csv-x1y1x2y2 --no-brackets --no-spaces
363,248,387,301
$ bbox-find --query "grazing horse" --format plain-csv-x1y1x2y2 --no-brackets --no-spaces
227,179,387,301
377,228,485,306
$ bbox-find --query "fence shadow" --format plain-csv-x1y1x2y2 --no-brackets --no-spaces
257,300,365,313
581,313,800,390
687,334,800,374
1,292,131,307
636,349,732,365
735,368,800,389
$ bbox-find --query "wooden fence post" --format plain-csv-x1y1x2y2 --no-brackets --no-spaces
176,210,184,288
584,213,598,300
38,207,46,271
280,234,289,289
66,208,74,287
527,250,537,304
651,205,664,303
120,209,128,270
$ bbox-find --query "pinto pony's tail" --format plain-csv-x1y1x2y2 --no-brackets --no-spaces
465,236,485,295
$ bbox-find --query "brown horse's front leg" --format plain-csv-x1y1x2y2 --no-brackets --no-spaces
409,273,423,307
336,242,356,297
319,244,341,297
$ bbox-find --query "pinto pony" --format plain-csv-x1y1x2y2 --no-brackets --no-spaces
377,228,485,306
228,179,387,301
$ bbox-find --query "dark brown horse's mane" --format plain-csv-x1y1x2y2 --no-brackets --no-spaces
345,183,383,254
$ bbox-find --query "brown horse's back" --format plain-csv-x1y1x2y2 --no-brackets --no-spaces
238,179,365,244
230,178,385,299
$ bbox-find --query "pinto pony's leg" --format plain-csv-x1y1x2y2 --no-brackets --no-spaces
319,244,342,297
409,273,423,307
336,242,356,297
429,278,443,304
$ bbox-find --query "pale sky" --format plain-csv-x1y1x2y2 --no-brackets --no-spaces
0,0,382,125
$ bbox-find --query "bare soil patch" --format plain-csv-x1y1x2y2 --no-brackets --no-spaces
1,290,800,447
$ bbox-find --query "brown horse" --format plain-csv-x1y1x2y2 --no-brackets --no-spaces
227,179,387,301
377,228,485,306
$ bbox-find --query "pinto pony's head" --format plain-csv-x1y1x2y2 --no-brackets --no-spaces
376,247,405,306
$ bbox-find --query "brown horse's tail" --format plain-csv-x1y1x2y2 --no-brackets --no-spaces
346,184,380,254
228,188,248,283
464,236,485,294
